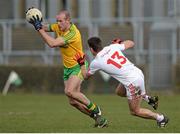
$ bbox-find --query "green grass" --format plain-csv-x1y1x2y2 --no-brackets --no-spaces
0,93,179,133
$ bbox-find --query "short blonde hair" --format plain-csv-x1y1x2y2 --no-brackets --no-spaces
59,10,71,21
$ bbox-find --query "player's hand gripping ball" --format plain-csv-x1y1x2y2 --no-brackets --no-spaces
26,7,43,31
26,7,42,23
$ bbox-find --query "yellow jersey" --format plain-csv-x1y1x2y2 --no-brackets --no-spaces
50,23,84,68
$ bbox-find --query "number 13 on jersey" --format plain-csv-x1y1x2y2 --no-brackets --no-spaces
107,51,126,68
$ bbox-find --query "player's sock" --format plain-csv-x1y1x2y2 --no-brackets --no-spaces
156,114,164,122
87,102,96,111
143,95,150,103
157,115,169,128
88,102,102,119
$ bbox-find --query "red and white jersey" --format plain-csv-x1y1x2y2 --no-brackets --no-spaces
88,44,143,86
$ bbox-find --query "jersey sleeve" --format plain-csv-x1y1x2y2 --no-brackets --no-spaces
118,44,125,51
49,23,58,32
88,60,100,75
110,43,125,51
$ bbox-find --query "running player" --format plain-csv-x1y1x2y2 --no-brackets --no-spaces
26,9,107,128
74,37,169,128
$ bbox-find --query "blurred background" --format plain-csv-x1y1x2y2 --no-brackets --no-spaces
0,0,180,94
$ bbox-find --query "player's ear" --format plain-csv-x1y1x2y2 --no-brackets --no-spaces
89,47,93,53
90,47,96,55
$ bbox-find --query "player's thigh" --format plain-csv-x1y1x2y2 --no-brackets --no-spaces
115,83,126,97
65,75,82,92
126,78,145,112
126,77,146,100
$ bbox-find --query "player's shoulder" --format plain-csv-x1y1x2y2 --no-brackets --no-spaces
50,23,58,28
109,43,126,51
68,23,81,37
49,23,60,31
109,43,121,48
70,23,79,31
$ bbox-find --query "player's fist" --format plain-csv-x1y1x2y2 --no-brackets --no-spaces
29,15,42,24
111,38,123,44
26,7,43,31
26,7,43,23
74,52,85,66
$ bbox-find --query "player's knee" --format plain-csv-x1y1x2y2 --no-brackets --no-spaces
69,99,77,107
130,109,140,116
130,110,135,116
116,89,126,97
116,90,122,96
64,89,73,97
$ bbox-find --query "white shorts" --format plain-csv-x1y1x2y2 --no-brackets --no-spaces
125,70,146,100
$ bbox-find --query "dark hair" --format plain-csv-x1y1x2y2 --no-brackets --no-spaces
87,37,103,52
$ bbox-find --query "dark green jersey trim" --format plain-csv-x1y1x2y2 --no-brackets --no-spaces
48,24,52,31
63,24,76,44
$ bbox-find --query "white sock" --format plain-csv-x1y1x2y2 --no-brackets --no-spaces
156,114,164,122
143,95,150,103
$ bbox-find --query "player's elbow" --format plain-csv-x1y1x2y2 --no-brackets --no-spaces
47,44,55,48
84,76,89,80
50,40,65,48
48,42,62,48
82,72,90,80
85,73,91,80
50,43,58,48
82,73,88,80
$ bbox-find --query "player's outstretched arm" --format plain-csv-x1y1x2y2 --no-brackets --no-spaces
42,24,53,32
25,8,65,48
38,29,65,48
111,38,134,50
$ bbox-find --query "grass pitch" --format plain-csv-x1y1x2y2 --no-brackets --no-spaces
0,93,179,133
